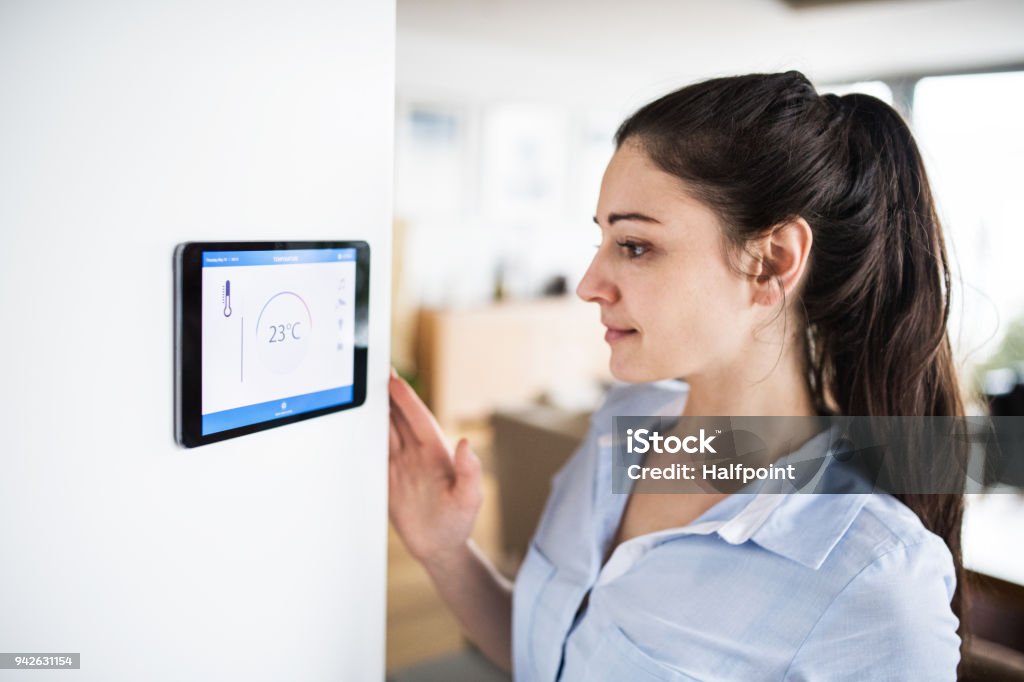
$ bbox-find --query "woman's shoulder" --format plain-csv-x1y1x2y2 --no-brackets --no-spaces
838,492,956,587
781,493,961,679
778,489,956,594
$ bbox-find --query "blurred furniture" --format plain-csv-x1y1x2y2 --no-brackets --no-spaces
416,298,610,427
985,367,1024,487
388,646,511,682
969,571,1024,658
491,405,592,569
391,218,418,372
963,636,1024,681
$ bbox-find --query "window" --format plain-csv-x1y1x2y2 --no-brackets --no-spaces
913,71,1024,377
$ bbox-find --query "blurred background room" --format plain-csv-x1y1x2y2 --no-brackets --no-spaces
385,1,1024,679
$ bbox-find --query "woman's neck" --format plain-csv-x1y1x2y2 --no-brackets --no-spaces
680,338,816,418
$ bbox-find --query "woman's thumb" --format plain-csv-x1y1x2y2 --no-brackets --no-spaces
452,437,482,508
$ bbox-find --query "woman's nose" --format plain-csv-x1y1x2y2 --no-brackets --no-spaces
576,255,617,304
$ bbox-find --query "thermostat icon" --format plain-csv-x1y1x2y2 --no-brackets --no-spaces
222,280,233,317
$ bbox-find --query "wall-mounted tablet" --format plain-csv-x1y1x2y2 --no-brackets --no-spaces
175,241,369,447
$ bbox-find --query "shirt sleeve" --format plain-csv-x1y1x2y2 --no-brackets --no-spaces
784,535,960,682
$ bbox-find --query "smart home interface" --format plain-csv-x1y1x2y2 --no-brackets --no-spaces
175,242,368,447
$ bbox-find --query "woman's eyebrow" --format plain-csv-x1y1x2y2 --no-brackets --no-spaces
593,212,662,227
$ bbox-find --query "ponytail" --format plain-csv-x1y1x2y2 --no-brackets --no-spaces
810,92,968,652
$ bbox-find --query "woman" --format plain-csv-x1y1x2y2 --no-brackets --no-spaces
388,71,965,681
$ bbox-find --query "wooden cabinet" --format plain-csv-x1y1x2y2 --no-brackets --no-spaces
415,297,612,426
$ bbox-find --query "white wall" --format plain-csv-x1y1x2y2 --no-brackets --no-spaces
0,1,393,680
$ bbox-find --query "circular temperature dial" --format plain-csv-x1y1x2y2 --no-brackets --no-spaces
255,292,312,374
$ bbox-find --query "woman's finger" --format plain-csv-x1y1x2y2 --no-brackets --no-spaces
389,412,404,455
390,394,453,474
390,396,417,449
452,437,483,510
389,372,447,447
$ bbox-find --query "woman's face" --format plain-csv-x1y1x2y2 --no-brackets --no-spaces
577,141,759,384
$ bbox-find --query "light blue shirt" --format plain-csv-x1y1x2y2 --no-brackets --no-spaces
511,381,960,681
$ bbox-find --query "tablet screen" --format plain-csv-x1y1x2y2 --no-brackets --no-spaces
199,248,358,436
175,241,369,447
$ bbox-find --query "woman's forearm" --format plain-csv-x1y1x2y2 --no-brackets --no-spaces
420,539,513,672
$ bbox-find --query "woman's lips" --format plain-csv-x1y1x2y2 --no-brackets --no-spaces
604,327,637,343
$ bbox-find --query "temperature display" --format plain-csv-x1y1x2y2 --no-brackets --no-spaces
199,248,357,435
255,291,313,374
268,323,302,342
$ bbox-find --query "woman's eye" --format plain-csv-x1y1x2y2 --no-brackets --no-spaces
616,240,650,258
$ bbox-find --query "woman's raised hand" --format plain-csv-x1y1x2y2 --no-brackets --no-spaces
388,369,483,565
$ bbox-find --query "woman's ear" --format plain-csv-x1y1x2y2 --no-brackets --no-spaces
748,217,813,307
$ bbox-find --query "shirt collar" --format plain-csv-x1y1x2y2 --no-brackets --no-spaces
748,492,869,569
695,429,873,570
620,477,870,572
601,391,871,572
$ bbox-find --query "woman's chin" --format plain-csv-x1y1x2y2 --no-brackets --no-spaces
609,359,656,384
609,355,684,385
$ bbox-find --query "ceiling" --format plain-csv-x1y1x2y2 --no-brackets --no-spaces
396,0,1024,104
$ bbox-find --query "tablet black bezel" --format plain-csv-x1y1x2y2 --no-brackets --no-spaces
174,240,369,448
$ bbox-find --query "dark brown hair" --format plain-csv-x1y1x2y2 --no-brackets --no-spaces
616,70,968,663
